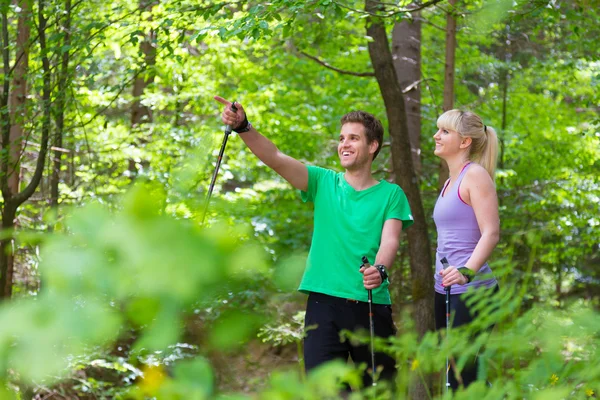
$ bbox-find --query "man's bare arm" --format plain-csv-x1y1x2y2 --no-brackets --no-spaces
214,96,308,191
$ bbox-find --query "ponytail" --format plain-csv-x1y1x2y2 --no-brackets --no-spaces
473,125,498,180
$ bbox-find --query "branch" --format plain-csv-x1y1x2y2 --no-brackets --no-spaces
403,0,445,13
414,16,445,32
333,0,444,17
299,51,375,77
512,1,547,17
179,1,240,13
25,141,70,153
402,78,436,93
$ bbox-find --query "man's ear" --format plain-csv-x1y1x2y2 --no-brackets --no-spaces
460,136,472,149
369,140,379,156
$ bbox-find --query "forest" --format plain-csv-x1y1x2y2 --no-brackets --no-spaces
0,0,598,398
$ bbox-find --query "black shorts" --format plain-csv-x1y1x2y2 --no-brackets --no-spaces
304,292,397,388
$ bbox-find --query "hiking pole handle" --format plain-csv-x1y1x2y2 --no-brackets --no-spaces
440,257,450,269
225,102,239,135
441,257,451,293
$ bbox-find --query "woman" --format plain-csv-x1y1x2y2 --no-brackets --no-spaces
433,109,500,390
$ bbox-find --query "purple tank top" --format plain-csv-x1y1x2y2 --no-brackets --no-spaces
433,163,497,294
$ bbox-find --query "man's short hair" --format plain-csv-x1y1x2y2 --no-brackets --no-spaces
340,111,384,160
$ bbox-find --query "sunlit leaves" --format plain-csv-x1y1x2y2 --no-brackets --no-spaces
0,182,269,387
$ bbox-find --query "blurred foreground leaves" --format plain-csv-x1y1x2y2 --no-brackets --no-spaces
1,182,600,399
0,181,268,398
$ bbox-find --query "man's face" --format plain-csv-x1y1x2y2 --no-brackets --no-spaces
338,122,377,170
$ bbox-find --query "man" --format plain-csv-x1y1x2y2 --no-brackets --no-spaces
214,96,413,388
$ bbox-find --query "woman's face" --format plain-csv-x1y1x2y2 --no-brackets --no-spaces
433,126,464,158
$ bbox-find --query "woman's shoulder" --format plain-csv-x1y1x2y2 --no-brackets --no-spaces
465,162,492,180
463,163,496,191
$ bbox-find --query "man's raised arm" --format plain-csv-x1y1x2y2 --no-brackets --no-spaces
214,96,308,192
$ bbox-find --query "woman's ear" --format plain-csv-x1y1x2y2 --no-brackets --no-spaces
460,136,472,149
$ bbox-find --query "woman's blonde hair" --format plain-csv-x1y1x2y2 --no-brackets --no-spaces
437,109,498,179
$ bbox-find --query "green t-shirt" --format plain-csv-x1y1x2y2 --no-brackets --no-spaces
299,166,414,304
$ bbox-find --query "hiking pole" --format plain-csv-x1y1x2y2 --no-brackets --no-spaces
361,256,377,387
201,101,238,225
440,256,451,394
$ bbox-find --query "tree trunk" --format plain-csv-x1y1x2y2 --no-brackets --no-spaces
0,12,11,149
129,0,157,178
391,10,433,397
50,0,72,212
0,9,10,299
365,1,434,397
392,12,422,175
0,0,31,298
0,0,53,298
498,26,510,202
11,0,52,208
439,0,457,188
0,205,17,297
8,0,31,195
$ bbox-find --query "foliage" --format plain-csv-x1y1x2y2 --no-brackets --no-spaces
2,187,600,399
0,0,598,397
1,182,270,398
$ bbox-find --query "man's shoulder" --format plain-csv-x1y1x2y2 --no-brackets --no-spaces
307,165,340,181
307,165,336,173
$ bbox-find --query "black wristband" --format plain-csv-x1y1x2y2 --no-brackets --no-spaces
374,264,388,281
457,266,474,283
233,114,252,133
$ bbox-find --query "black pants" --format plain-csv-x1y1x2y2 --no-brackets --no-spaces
434,285,498,390
304,292,397,388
